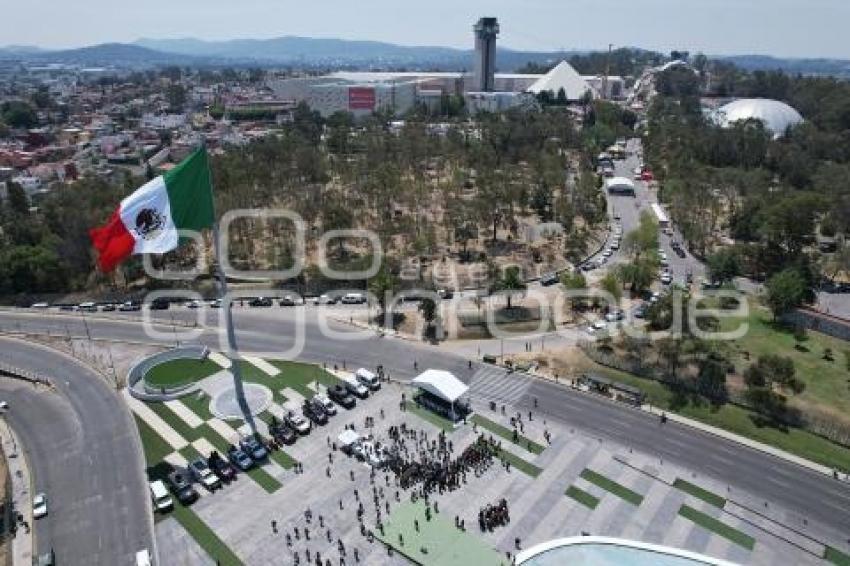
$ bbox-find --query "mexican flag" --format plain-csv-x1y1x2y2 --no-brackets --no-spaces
89,147,215,271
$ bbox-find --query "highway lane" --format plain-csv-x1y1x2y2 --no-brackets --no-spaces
0,338,155,565
2,309,850,544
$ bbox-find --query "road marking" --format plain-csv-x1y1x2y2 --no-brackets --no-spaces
206,351,232,368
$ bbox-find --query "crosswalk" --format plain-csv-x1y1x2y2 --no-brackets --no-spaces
467,365,536,406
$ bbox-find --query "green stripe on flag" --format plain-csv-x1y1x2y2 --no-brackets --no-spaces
163,147,215,231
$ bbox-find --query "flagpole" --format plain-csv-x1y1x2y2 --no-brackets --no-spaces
206,145,257,436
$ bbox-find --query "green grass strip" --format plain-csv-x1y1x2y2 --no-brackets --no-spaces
134,416,173,463
171,503,243,565
566,485,599,509
580,468,643,506
268,449,297,470
149,402,202,442
494,446,542,478
678,504,755,550
180,392,214,421
673,478,726,508
191,424,283,493
179,444,202,461
825,546,850,566
403,401,457,432
471,414,545,454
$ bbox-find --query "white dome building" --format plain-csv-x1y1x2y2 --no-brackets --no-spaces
712,98,804,137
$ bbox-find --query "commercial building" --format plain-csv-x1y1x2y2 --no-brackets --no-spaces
267,17,624,117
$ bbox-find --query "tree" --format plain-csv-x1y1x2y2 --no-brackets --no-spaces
418,297,437,334
368,264,399,324
492,266,526,309
697,356,728,404
1,101,37,128
600,272,622,305
165,84,187,111
765,268,807,320
706,247,740,284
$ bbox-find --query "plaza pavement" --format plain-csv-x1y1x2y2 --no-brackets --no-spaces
125,357,848,565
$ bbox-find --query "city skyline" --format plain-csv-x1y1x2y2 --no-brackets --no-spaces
3,0,850,59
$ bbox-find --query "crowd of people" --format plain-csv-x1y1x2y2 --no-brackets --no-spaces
479,498,511,532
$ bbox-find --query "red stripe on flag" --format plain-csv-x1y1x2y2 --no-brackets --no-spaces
89,208,135,271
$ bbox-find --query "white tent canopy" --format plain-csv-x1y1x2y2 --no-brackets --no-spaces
526,61,592,101
412,369,469,404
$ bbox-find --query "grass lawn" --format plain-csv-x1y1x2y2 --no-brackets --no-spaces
673,478,726,508
580,468,643,506
145,358,220,388
403,401,458,433
678,504,755,550
825,545,850,566
134,416,173,463
229,360,340,404
581,360,850,471
180,391,214,421
471,414,546,455
376,501,505,566
565,485,599,509
494,446,542,478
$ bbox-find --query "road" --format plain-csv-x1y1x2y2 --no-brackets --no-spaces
0,337,155,565
1,307,850,544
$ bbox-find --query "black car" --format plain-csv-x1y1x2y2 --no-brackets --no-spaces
249,297,273,307
167,469,199,505
540,272,559,286
269,419,297,445
279,295,297,307
327,384,356,409
148,298,170,310
303,399,328,425
208,451,236,481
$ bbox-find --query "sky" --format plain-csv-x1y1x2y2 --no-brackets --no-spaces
5,0,850,59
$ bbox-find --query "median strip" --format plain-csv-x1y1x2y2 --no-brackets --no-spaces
678,504,755,550
673,478,726,508
471,414,545,454
580,468,643,505
494,446,542,478
565,485,599,509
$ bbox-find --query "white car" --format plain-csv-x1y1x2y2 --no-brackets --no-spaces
661,273,673,285
189,458,221,491
314,394,337,416
286,412,311,434
33,493,48,519
593,320,607,330
605,310,624,322
30,302,49,309
0,401,8,412
602,249,613,258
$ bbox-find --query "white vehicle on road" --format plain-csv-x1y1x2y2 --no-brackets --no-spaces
33,493,48,519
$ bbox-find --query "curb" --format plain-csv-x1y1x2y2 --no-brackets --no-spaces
0,417,34,566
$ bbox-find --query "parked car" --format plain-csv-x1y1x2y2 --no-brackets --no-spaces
302,399,328,425
188,458,221,491
341,375,369,399
119,301,141,311
167,469,199,505
605,310,624,322
315,294,338,305
30,302,49,309
208,451,235,481
540,272,559,286
437,288,454,300
328,385,356,409
148,298,170,310
186,300,202,309
355,368,381,391
227,445,254,471
285,411,312,434
209,299,222,308
78,301,97,312
149,480,173,512
33,493,48,519
249,297,273,307
269,419,297,445
661,272,673,285
279,295,297,307
633,305,647,319
341,292,366,305
101,303,116,312
239,435,268,461
314,394,337,416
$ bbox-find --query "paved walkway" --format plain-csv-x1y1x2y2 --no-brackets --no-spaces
206,352,232,369
0,417,33,566
164,399,204,428
242,356,280,376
